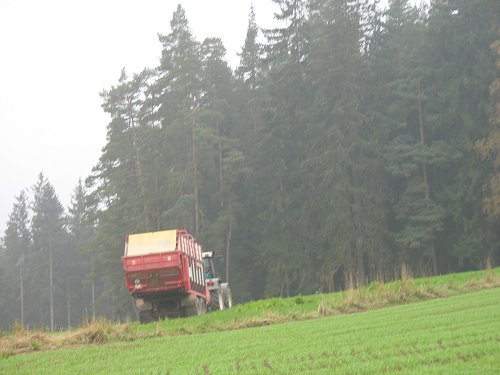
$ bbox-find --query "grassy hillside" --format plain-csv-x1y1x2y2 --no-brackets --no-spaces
1,287,499,374
1,268,499,374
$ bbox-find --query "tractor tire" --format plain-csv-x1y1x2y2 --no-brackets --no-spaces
222,284,233,308
210,289,224,311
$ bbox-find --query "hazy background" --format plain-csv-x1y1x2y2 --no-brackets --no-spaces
0,0,277,234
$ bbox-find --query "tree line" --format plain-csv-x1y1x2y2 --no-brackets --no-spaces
1,0,499,330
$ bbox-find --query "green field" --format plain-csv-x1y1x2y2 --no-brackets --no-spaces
1,270,500,374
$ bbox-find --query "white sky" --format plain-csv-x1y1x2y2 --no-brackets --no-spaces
0,0,278,235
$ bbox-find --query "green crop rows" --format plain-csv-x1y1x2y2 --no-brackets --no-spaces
2,287,499,374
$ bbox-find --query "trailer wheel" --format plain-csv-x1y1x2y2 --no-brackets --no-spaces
183,304,195,317
184,296,206,317
139,310,153,324
197,297,207,315
222,284,233,308
192,296,206,316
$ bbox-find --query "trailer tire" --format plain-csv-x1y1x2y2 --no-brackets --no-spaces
197,297,207,315
139,310,153,324
222,284,233,308
184,296,206,317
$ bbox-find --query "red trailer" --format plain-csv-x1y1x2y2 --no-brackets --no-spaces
122,229,210,323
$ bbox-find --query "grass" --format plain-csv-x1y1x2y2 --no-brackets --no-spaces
1,286,499,374
129,267,500,336
0,267,499,358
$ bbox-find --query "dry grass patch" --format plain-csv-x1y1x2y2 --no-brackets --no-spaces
0,319,136,356
225,313,288,330
465,272,500,290
312,273,500,319
63,319,132,344
2,270,499,357
0,327,49,356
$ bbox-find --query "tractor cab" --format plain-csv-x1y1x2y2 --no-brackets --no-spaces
202,251,217,280
202,251,232,310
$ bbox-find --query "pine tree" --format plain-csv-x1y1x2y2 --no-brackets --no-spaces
31,173,67,331
87,68,164,320
231,7,269,299
1,190,31,327
198,36,243,283
156,4,203,235
476,29,500,218
420,0,500,270
264,0,309,64
304,0,391,287
255,0,313,296
474,27,500,267
366,0,446,275
99,68,157,232
0,242,6,328
65,179,94,327
237,5,265,139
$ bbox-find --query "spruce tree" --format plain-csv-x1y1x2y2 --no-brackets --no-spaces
256,0,312,296
1,190,31,327
237,5,265,140
156,4,203,235
65,179,94,327
31,174,67,330
421,0,499,270
476,30,500,218
305,0,391,287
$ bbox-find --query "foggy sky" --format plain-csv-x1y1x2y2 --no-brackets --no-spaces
0,0,277,236
0,0,423,237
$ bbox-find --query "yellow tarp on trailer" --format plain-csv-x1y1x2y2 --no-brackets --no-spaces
125,230,177,256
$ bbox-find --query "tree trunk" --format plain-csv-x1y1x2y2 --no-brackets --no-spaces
92,281,96,321
357,243,365,286
251,92,258,137
225,214,232,283
430,243,438,275
346,268,355,291
329,270,335,293
280,270,290,298
192,117,200,237
152,133,161,231
20,259,24,326
417,87,430,201
217,123,224,208
67,285,71,328
155,166,161,231
418,86,437,275
49,234,54,332
129,120,149,231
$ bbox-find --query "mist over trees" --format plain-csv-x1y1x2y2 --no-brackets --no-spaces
1,0,499,329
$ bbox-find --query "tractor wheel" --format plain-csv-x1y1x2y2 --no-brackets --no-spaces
222,285,233,308
210,290,224,311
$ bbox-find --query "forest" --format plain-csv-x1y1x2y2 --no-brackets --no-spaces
0,0,499,330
